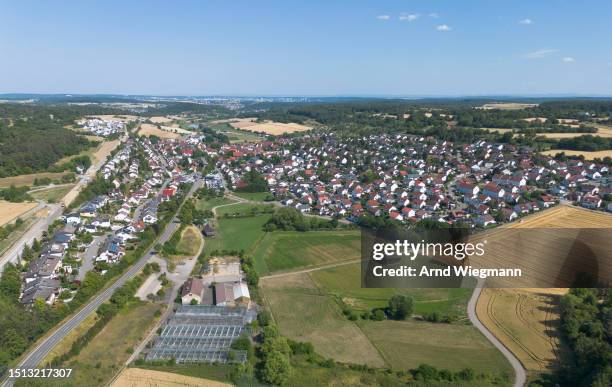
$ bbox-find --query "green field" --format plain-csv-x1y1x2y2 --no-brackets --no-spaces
195,196,236,211
360,319,513,374
252,230,360,275
261,273,386,367
205,215,271,255
30,184,74,203
260,259,510,377
311,263,472,317
231,191,272,201
216,203,275,217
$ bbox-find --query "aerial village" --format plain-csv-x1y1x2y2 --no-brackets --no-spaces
213,133,610,227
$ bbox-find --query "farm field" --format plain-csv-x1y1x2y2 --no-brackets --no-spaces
30,184,75,203
148,116,174,124
0,172,70,188
252,230,360,275
261,269,507,375
195,196,236,211
111,368,232,387
310,262,472,317
86,114,139,123
175,225,203,256
541,149,612,159
476,288,569,375
204,215,270,255
228,117,312,135
478,103,538,110
360,319,513,374
137,123,182,139
261,273,386,367
539,132,612,139
475,204,611,377
0,201,37,227
208,122,263,143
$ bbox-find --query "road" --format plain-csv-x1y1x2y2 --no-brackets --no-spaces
0,203,63,274
1,177,202,387
467,279,526,387
76,234,106,281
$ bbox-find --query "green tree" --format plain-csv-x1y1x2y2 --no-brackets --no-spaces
261,351,291,385
388,295,413,320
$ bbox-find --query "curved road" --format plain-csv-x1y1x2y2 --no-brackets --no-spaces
467,280,526,387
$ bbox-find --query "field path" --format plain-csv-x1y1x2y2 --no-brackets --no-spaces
468,280,526,387
261,259,360,280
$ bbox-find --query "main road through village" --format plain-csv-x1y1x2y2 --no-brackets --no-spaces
1,177,202,387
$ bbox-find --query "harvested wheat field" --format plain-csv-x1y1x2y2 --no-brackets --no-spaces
539,132,612,139
474,205,611,376
0,201,37,226
478,103,538,110
86,114,139,123
149,116,173,124
541,149,612,159
111,368,231,387
138,124,182,139
229,118,312,135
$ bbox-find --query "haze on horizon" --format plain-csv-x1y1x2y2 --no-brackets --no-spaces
1,0,611,96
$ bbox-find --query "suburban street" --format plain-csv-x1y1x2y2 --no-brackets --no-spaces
1,176,202,387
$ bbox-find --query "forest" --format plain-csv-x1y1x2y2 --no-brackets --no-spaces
0,104,103,177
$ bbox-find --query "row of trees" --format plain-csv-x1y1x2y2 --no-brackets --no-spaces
263,207,338,232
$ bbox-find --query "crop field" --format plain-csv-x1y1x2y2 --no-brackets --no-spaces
137,123,182,139
227,117,312,135
111,368,231,387
204,215,271,254
253,230,360,275
360,319,513,374
474,205,611,376
478,103,538,110
476,288,569,374
86,114,139,123
0,201,37,227
261,273,386,367
148,116,174,124
541,149,612,159
0,172,70,188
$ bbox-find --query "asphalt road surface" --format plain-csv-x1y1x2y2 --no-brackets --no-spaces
2,177,201,387
467,280,526,387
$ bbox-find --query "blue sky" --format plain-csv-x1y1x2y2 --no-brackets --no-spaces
1,0,611,96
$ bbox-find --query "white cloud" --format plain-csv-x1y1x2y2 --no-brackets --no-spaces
523,48,558,59
377,15,390,21
519,18,533,25
436,24,452,31
399,13,419,22
429,13,439,18
562,56,575,63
